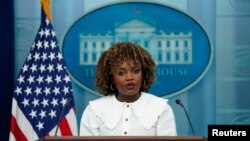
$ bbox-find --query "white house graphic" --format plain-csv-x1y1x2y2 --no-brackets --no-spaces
79,19,192,65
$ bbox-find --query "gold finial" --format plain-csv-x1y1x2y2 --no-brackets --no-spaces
41,0,52,21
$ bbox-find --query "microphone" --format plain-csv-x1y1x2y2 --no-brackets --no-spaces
175,99,196,135
54,98,72,136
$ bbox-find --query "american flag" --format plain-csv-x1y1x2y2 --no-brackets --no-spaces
9,8,78,141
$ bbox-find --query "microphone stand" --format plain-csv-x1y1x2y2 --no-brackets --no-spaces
176,99,196,136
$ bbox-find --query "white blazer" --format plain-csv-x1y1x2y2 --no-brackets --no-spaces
79,92,177,136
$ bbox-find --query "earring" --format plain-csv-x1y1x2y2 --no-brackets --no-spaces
142,79,146,88
110,84,115,90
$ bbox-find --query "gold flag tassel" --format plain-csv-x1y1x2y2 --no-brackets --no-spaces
41,0,52,21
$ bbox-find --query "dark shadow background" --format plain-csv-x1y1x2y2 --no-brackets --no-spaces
0,0,14,140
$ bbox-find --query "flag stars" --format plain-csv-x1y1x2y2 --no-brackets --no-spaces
63,75,71,83
60,98,68,106
45,75,53,84
48,110,56,119
48,52,56,61
47,64,54,73
32,42,36,49
38,28,45,38
33,52,40,61
56,64,63,72
30,64,38,73
51,98,59,107
24,87,32,96
51,30,56,38
52,87,60,95
34,87,42,96
44,28,50,38
39,110,46,119
45,17,50,25
36,75,44,84
57,53,63,61
39,64,46,73
29,110,37,119
17,75,25,84
14,87,22,96
50,41,57,49
36,40,43,49
43,40,49,49
41,98,49,107
63,86,70,95
43,87,51,96
27,75,35,84
36,121,44,130
22,98,29,107
22,64,29,73
27,53,32,61
41,53,48,61
32,98,39,107
55,75,62,84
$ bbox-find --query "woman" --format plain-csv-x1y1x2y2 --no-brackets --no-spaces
79,41,177,136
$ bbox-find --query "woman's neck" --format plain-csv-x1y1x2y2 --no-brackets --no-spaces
116,92,141,103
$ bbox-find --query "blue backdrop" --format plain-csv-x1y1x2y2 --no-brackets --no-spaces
1,0,250,140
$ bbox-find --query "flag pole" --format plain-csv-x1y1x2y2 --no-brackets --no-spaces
40,0,52,21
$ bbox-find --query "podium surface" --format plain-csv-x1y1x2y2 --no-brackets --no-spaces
38,136,207,141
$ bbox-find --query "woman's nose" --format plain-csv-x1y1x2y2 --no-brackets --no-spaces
126,72,134,80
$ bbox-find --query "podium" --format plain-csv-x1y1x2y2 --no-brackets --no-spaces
38,136,207,141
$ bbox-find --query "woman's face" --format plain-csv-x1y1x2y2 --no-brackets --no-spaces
112,61,142,101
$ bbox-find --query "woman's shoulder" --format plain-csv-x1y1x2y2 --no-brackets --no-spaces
132,92,170,129
90,95,115,104
87,95,116,112
141,92,168,103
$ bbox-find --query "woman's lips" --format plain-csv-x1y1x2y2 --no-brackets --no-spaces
125,83,136,90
